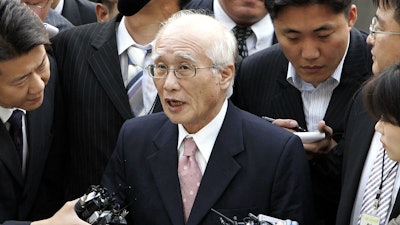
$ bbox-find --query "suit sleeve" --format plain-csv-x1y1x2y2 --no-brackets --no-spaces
270,134,316,225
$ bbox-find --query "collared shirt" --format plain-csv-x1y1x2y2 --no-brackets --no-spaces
213,0,274,55
0,106,28,175
177,100,228,175
350,132,400,225
116,17,158,115
53,0,64,14
286,35,350,131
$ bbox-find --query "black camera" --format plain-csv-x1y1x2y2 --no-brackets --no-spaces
75,185,129,225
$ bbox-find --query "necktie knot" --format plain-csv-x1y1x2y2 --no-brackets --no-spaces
8,109,23,132
233,26,253,42
183,137,197,157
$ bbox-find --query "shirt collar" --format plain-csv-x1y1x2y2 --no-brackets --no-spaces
116,16,154,55
213,0,273,45
178,99,228,162
54,0,64,14
286,32,350,90
0,106,26,124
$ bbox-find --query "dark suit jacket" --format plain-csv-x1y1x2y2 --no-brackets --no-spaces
336,90,400,224
101,101,314,225
184,0,278,45
0,54,65,224
61,0,96,26
231,28,372,225
52,15,163,199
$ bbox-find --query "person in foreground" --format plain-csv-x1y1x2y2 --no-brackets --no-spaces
101,10,314,225
335,0,400,224
363,63,400,225
0,0,87,224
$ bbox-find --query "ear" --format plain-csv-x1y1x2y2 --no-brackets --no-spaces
347,4,358,28
218,64,234,90
95,3,109,22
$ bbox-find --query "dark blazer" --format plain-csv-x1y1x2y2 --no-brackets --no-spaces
0,54,65,224
336,90,400,224
102,102,315,225
184,0,278,45
52,15,163,200
61,0,96,26
231,28,372,225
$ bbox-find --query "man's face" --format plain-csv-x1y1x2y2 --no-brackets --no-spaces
218,0,267,26
273,4,356,87
367,7,400,75
0,45,50,111
152,29,232,134
22,0,52,21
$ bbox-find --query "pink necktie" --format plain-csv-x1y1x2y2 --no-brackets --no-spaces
178,137,202,222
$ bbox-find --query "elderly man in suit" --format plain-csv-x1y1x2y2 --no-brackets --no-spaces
231,0,372,224
52,0,190,200
101,10,314,225
336,0,400,224
0,0,86,224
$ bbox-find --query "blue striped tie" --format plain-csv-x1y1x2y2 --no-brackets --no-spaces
358,147,398,225
126,46,151,117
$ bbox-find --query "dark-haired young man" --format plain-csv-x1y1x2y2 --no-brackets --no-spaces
0,0,84,224
231,0,372,224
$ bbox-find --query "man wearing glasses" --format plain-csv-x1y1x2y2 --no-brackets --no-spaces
101,10,314,225
336,1,400,224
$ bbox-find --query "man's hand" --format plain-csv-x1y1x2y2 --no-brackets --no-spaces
31,199,89,225
271,119,337,159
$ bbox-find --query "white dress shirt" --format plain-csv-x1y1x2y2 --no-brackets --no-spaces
213,0,274,55
286,35,350,131
116,17,158,115
177,100,228,175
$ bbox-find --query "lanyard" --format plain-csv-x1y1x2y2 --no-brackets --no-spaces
373,149,398,211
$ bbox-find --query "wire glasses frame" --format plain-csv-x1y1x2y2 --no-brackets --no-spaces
25,0,51,12
369,16,400,40
147,64,218,79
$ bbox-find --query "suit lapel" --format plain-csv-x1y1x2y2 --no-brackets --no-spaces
324,29,372,125
188,102,243,225
0,122,24,186
88,16,133,120
148,121,184,225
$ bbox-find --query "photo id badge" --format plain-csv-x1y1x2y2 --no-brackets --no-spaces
360,213,380,225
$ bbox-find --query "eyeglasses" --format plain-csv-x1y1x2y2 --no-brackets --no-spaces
369,16,400,40
147,64,217,78
25,0,51,12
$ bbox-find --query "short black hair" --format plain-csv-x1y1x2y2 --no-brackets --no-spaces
372,0,400,24
0,0,49,62
364,62,400,125
265,0,353,20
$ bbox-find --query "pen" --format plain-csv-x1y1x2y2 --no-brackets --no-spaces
262,116,307,132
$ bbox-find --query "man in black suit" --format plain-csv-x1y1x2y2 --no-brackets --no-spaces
336,0,400,224
185,0,277,57
52,0,190,200
101,10,314,225
231,0,372,224
0,0,86,224
50,0,96,25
